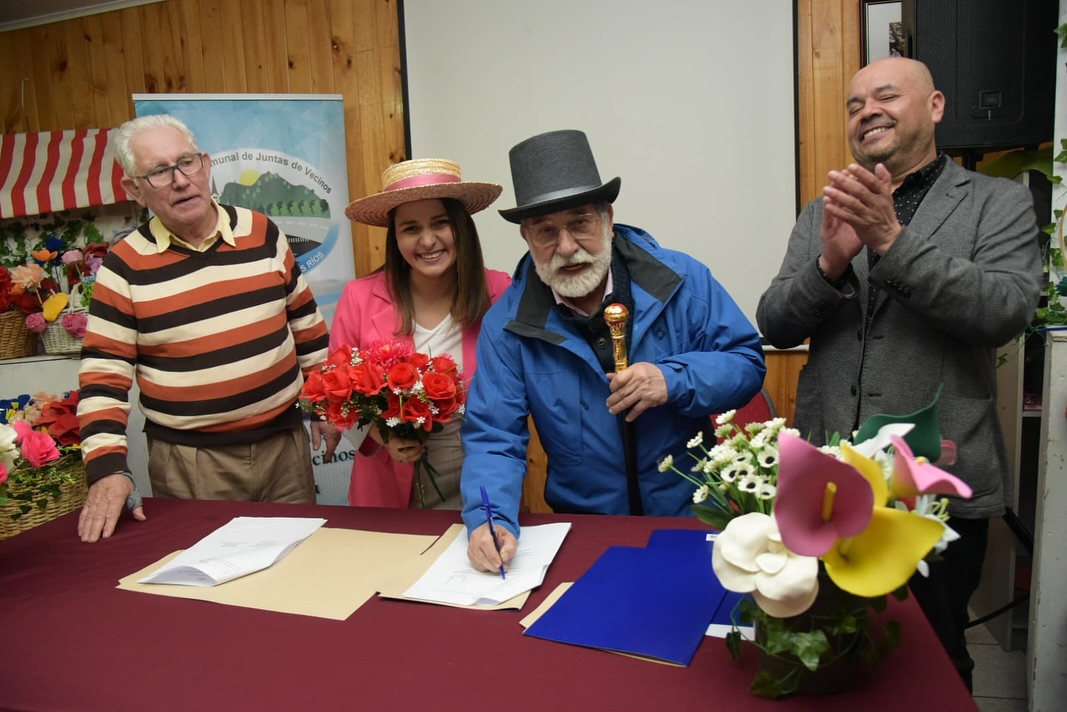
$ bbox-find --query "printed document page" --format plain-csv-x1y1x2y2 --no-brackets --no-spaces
402,522,571,606
139,516,327,587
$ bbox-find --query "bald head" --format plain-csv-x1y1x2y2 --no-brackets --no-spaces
845,57,944,182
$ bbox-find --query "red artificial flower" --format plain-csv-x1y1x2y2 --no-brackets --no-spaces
326,345,354,370
400,397,433,431
430,354,459,375
301,370,328,405
365,339,414,369
33,391,80,446
321,366,354,404
323,399,359,430
386,362,420,391
12,421,61,468
422,371,457,402
406,352,431,371
348,361,387,397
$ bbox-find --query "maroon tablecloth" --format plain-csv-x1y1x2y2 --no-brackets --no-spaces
0,498,978,711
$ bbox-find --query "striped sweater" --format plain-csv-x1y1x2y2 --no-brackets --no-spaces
77,204,329,485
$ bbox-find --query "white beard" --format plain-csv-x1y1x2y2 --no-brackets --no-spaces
533,228,612,299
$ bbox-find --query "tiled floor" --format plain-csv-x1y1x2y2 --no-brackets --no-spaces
968,621,1028,711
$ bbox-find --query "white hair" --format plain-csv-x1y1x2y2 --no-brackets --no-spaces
110,114,199,176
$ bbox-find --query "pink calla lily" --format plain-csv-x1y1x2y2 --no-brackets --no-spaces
889,435,972,500
773,434,875,557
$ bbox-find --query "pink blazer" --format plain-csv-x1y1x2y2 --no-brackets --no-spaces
329,268,512,507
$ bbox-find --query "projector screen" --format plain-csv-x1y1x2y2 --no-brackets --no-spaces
400,0,798,322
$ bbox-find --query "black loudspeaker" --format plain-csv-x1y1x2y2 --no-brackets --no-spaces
900,0,1058,152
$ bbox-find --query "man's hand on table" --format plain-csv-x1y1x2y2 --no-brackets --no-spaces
467,521,517,573
78,473,146,543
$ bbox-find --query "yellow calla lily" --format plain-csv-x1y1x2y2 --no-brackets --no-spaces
822,507,945,598
41,293,68,322
841,442,888,507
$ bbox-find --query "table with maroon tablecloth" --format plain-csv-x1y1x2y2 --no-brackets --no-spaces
0,498,977,711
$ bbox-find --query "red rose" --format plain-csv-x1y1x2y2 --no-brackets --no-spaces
406,352,431,371
324,400,358,429
381,392,403,421
422,372,457,401
321,367,353,403
387,363,420,391
432,396,460,422
430,354,459,375
326,345,354,370
301,371,328,403
400,397,433,431
348,361,386,396
33,392,80,446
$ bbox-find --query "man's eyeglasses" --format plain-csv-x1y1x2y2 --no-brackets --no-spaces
525,213,601,250
138,153,206,188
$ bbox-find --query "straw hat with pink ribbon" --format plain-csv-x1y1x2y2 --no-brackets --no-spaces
344,158,503,228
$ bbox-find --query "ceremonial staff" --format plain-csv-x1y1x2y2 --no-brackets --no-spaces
603,303,642,515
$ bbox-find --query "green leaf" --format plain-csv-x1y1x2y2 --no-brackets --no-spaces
750,670,790,699
691,503,733,531
725,630,743,661
791,630,831,671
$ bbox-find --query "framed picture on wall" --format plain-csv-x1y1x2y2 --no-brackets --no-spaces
862,1,905,65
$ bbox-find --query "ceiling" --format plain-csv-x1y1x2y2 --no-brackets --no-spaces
0,0,162,32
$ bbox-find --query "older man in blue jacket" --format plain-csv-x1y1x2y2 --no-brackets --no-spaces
462,130,765,572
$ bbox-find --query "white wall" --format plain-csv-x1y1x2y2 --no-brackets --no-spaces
401,0,797,322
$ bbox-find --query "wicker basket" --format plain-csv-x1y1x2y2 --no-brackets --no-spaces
40,283,87,356
0,310,39,360
41,323,84,355
0,472,88,540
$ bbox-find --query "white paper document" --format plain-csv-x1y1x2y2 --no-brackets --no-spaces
138,516,328,587
402,522,571,606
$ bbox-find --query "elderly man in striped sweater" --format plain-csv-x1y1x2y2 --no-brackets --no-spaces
76,114,339,543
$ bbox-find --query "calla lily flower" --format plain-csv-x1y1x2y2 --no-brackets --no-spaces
823,507,945,597
773,434,875,557
712,512,820,618
889,435,972,500
854,386,944,461
849,422,913,459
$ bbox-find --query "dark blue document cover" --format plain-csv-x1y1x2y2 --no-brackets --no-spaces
524,540,727,665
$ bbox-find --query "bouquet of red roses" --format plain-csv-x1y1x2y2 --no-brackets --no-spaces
299,339,466,506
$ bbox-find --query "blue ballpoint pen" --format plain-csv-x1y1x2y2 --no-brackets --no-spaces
479,485,507,579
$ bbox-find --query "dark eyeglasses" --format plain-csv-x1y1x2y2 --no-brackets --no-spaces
138,153,205,188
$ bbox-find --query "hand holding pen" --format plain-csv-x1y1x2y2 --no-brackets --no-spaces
480,486,507,579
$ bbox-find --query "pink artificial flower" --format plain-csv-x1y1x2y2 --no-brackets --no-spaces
10,264,45,290
12,420,60,467
61,312,88,338
889,435,972,500
773,433,875,557
0,461,7,486
86,256,104,274
24,312,48,333
61,250,84,265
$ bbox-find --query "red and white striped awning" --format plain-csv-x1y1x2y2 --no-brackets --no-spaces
0,129,130,219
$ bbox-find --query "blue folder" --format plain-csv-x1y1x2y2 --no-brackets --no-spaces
524,536,727,666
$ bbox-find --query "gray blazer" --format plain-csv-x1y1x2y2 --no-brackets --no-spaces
757,159,1043,518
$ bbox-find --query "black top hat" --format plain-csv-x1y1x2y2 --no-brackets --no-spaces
498,129,621,224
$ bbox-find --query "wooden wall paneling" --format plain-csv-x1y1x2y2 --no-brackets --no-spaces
0,34,16,133
172,0,208,93
217,0,249,92
239,0,271,93
194,0,227,93
64,20,94,128
138,4,168,93
117,8,147,109
284,0,314,93
304,0,335,93
27,27,58,132
352,0,378,52
796,0,816,210
522,419,550,514
263,0,291,91
83,15,112,128
100,12,132,126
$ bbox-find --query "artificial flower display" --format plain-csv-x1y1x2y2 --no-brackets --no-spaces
660,392,972,698
299,339,466,507
0,391,84,521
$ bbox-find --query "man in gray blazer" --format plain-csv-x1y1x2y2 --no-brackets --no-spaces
757,57,1042,690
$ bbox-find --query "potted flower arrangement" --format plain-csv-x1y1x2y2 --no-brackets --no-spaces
299,339,467,507
0,390,87,538
658,393,969,698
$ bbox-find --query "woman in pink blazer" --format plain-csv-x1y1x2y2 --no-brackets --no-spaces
332,158,511,508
